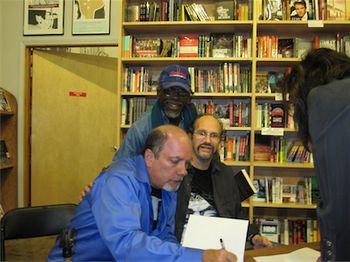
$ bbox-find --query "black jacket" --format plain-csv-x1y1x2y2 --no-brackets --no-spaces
308,77,350,261
175,156,259,243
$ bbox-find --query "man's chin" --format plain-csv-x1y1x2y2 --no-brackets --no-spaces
164,109,181,119
197,153,214,162
162,182,181,192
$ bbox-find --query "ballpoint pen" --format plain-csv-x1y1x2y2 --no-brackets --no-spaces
220,238,226,249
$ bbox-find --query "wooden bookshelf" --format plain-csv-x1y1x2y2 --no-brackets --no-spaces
117,0,350,237
0,87,18,212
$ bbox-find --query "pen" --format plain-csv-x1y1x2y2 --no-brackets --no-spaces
220,238,226,249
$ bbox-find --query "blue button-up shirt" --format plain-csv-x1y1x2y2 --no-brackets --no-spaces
48,156,203,261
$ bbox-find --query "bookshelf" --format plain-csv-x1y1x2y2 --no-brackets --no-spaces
117,0,350,244
0,88,18,212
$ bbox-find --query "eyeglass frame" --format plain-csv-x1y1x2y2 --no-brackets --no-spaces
193,129,221,141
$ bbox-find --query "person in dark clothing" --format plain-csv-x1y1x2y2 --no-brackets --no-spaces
281,48,350,261
175,114,271,248
113,64,197,162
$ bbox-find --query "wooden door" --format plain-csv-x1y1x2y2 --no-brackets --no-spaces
31,50,118,205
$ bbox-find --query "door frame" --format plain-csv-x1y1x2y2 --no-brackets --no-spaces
23,44,117,207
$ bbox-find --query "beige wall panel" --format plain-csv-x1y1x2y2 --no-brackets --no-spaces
31,50,118,205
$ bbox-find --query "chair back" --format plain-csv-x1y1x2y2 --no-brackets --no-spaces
0,204,77,261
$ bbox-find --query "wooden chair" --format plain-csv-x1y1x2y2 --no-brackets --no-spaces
0,204,77,261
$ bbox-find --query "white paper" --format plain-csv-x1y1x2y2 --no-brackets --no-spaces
261,127,284,136
182,215,249,262
254,247,320,262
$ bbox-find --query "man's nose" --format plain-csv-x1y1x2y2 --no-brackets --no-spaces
204,134,211,143
178,162,188,177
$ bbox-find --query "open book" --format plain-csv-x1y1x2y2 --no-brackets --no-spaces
235,169,258,201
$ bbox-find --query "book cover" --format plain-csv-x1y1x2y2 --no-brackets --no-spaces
0,90,11,112
293,38,312,58
278,38,294,58
255,72,269,93
264,0,283,20
0,140,11,165
134,38,162,58
215,1,234,20
211,33,233,57
235,169,258,201
178,34,199,57
126,4,140,22
270,104,285,128
252,179,266,202
259,218,280,242
282,184,297,203
184,4,200,21
326,0,346,20
290,0,311,20
267,72,283,93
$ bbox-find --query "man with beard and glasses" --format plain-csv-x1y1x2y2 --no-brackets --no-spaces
175,114,271,249
112,64,197,162
48,125,237,262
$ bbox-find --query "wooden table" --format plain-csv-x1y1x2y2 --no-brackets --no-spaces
244,242,320,262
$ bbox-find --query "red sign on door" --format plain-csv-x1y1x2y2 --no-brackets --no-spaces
69,91,87,97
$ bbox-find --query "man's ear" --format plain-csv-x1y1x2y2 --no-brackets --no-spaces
144,148,155,168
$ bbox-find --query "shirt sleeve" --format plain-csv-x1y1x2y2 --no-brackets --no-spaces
91,173,203,261
112,120,147,162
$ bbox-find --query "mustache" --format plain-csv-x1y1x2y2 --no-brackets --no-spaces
198,142,213,150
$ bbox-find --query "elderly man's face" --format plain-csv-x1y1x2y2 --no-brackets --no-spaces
146,132,192,192
158,86,191,119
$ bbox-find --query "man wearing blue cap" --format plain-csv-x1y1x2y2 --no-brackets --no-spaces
113,64,197,162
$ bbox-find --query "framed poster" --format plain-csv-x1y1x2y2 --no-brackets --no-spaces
23,0,64,35
72,0,111,35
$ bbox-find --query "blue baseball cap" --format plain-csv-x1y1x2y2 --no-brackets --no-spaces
159,65,192,93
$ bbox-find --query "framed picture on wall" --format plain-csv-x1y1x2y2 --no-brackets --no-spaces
72,0,111,35
23,0,65,35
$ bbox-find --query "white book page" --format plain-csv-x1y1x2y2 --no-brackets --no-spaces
254,247,320,262
182,215,248,262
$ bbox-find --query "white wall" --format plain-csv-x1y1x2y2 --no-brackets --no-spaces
0,0,120,206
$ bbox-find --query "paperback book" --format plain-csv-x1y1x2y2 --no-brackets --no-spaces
211,33,233,57
234,169,258,201
215,1,234,20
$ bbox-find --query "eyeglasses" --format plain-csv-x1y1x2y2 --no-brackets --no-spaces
194,130,220,141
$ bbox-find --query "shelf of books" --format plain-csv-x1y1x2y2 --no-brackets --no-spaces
117,0,350,245
0,87,18,212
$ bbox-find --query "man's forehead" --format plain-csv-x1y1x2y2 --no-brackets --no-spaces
161,138,192,155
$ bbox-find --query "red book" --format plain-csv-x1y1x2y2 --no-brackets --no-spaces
178,34,199,57
229,101,234,127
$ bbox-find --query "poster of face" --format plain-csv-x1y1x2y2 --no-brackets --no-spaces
23,0,64,35
290,0,309,21
72,0,111,35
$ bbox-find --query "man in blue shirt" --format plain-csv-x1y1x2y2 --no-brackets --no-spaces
113,65,197,162
48,125,236,261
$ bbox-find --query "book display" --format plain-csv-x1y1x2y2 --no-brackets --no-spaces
0,88,17,212
117,0,350,244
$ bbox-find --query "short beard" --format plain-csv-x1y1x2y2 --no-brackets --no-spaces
196,144,215,162
162,181,182,192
